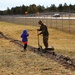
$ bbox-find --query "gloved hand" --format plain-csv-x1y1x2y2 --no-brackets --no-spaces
37,29,39,31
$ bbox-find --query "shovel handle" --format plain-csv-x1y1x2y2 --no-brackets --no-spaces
37,30,40,47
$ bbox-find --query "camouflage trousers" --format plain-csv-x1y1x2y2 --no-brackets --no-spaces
43,36,49,48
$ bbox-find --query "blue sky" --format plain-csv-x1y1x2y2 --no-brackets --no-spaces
0,0,75,10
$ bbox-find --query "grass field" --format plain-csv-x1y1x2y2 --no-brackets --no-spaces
0,21,75,75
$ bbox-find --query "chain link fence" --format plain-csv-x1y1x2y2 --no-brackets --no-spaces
0,12,75,34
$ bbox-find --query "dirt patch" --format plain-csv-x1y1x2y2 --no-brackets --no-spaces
0,32,4,38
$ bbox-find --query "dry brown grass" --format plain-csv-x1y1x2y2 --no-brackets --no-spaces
0,21,75,75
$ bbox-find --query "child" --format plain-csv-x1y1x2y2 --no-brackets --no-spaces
21,30,29,51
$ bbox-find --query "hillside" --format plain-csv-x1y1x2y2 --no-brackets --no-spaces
0,21,75,75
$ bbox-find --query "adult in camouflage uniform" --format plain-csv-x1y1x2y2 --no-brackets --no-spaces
37,20,49,49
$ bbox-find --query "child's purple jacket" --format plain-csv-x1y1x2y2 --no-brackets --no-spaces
21,30,29,42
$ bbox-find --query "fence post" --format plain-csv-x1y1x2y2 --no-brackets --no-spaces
68,12,71,33
51,14,52,28
56,17,57,29
62,13,63,31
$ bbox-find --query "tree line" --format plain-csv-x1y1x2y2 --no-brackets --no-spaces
0,3,75,15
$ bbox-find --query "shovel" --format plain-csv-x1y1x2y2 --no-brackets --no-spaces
37,30,42,50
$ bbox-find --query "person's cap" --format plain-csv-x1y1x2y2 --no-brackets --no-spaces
38,20,42,24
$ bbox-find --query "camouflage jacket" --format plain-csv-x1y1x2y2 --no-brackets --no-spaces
38,24,49,36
